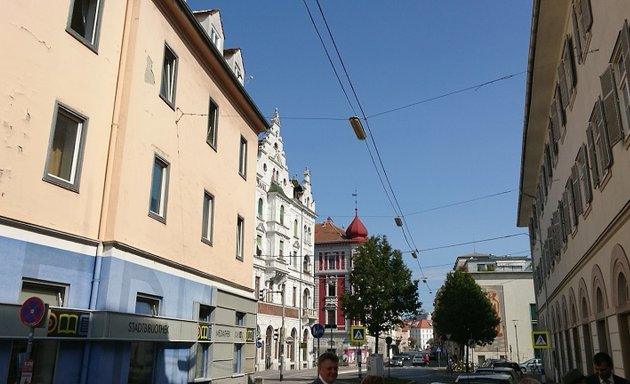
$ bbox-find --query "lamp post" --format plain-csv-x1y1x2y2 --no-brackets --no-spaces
512,320,520,364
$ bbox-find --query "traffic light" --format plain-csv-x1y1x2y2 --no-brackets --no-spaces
258,289,266,302
273,329,279,341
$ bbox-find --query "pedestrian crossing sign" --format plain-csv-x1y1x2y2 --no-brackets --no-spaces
532,331,550,349
350,326,366,343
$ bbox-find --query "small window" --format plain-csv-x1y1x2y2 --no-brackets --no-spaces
135,294,160,316
67,0,103,49
20,280,66,307
199,304,213,323
256,235,263,256
235,312,245,326
207,99,218,148
293,219,298,237
160,44,178,107
233,344,243,373
477,264,487,272
44,102,88,191
149,156,169,221
236,215,245,260
201,191,214,245
279,240,284,259
238,136,247,178
234,63,243,82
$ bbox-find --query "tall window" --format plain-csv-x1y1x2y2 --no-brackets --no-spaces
326,310,336,326
149,156,169,220
279,240,284,259
160,44,178,107
238,136,247,177
207,98,218,148
201,192,214,244
235,312,245,326
292,287,297,307
233,344,243,373
135,294,160,316
327,254,335,270
257,198,264,219
44,103,87,190
279,205,285,225
67,0,102,48
293,220,298,237
236,216,244,260
256,235,263,256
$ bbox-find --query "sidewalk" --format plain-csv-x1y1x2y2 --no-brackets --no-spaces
251,366,365,384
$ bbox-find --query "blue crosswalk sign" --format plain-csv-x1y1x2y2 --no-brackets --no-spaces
350,326,366,342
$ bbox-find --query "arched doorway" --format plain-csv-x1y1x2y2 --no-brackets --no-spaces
265,326,273,369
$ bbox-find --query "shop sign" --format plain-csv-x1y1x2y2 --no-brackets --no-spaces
48,308,90,338
198,322,212,341
246,328,255,342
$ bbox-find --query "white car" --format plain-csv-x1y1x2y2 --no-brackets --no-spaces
519,358,542,373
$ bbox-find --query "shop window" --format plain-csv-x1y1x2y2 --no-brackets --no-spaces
233,344,243,373
128,342,156,384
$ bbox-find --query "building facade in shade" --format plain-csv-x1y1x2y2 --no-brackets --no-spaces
452,254,536,365
0,1,266,383
518,1,630,381
314,215,376,363
253,110,317,371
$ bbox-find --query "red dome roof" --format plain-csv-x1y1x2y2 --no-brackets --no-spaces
346,211,368,242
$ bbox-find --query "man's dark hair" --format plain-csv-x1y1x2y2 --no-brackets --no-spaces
318,352,339,365
593,352,613,367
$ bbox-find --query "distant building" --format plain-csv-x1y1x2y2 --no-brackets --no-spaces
518,0,630,380
454,254,536,364
314,214,374,362
253,109,317,371
407,319,434,351
0,1,266,383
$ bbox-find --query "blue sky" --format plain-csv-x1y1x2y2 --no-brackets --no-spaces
188,1,533,312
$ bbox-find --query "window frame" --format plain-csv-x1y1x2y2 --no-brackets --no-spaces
201,191,215,245
238,136,247,178
207,98,219,149
236,215,245,261
159,43,178,108
148,155,170,222
233,343,243,373
135,294,161,316
43,101,88,192
66,0,104,51
21,279,67,307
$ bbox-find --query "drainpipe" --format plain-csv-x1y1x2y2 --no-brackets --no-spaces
80,0,136,382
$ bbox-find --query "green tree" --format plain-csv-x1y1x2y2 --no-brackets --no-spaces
432,270,500,353
340,235,422,353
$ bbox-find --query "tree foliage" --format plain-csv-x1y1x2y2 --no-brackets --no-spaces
340,235,422,353
432,270,500,349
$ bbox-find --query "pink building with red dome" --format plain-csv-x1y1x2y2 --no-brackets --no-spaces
314,211,371,360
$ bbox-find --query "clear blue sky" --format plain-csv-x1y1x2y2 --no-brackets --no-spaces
188,1,533,313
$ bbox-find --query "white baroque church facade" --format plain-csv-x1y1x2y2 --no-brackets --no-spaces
253,110,318,371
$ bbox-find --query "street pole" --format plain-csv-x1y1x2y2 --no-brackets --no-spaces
280,289,285,381
513,320,520,364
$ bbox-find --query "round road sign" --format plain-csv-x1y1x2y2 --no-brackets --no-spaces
20,296,46,327
256,339,263,348
311,323,325,338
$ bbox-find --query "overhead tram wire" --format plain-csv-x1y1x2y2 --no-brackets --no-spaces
304,0,399,216
302,0,357,116
310,0,432,293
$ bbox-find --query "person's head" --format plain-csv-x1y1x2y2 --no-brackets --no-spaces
519,377,542,384
317,352,339,383
360,375,385,384
593,352,614,381
561,369,585,384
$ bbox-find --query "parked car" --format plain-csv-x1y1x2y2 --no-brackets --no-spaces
389,355,404,367
519,358,542,373
490,360,523,377
476,367,521,383
456,373,516,384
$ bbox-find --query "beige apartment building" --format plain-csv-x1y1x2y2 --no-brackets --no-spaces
518,0,630,381
0,1,267,383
